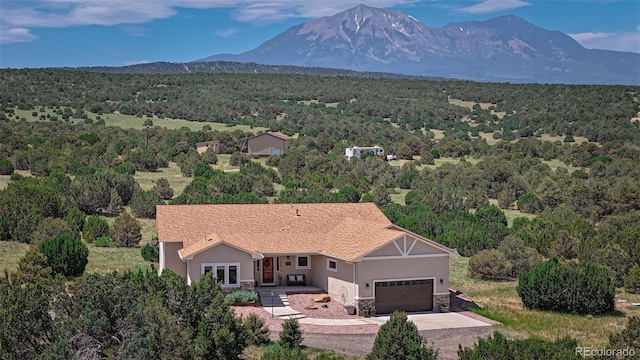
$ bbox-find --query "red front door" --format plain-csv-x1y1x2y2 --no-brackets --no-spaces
262,257,274,284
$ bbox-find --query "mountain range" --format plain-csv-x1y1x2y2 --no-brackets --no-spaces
202,4,639,85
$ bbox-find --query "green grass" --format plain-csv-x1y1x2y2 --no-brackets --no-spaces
391,188,411,205
86,244,150,275
0,240,149,276
449,256,640,347
134,162,191,197
12,108,268,132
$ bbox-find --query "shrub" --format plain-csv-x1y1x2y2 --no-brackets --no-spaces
518,257,615,314
140,243,159,261
229,152,251,166
110,211,142,247
225,290,258,303
475,204,507,226
83,215,109,243
31,217,77,245
625,265,640,294
130,189,163,219
498,236,543,278
279,318,303,349
64,207,86,237
266,155,281,167
38,233,88,278
261,343,306,360
0,158,14,175
94,236,114,247
607,316,640,360
201,149,218,165
468,249,512,280
9,172,23,181
243,313,270,346
114,162,136,175
153,178,174,200
458,331,581,360
596,244,632,287
455,232,493,257
517,193,543,214
367,311,438,360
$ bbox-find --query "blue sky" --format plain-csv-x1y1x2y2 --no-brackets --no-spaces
1,0,638,68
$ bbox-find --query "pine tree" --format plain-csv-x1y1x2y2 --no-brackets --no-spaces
279,318,303,349
367,311,437,360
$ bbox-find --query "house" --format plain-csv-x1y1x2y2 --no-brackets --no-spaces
156,203,455,316
246,132,289,156
345,146,384,160
196,141,220,154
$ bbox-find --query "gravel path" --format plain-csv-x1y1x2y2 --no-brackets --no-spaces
287,293,354,320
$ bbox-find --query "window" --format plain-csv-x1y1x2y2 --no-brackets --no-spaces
276,256,280,272
255,260,260,272
327,259,337,272
296,256,310,269
202,263,240,287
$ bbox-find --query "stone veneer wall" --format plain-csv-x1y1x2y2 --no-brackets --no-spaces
434,293,450,312
355,299,376,317
240,281,255,291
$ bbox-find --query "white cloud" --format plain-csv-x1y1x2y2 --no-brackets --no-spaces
0,27,38,44
570,29,640,53
123,59,151,66
0,0,416,43
456,0,530,14
215,28,241,38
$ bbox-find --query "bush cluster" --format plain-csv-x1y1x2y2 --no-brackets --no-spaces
224,290,258,303
518,257,615,315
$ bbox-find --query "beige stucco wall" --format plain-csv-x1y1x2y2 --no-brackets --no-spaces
268,255,311,285
356,256,449,298
163,242,186,277
247,134,287,155
189,243,254,285
404,235,443,255
310,255,356,305
366,242,402,257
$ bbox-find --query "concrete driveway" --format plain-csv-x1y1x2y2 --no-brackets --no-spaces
365,312,493,331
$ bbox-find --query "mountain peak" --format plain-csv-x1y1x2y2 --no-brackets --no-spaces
202,5,639,85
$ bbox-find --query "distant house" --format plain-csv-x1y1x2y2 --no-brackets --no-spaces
247,132,289,156
196,141,220,154
156,203,455,316
345,146,384,160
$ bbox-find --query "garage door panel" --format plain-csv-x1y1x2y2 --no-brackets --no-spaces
375,279,433,314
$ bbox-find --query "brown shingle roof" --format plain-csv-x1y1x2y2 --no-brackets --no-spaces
247,132,289,141
157,203,403,261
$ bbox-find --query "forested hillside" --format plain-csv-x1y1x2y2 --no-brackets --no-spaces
1,69,638,143
1,69,639,358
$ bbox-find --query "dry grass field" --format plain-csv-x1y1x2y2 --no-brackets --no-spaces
448,97,507,119
13,108,268,132
449,256,640,348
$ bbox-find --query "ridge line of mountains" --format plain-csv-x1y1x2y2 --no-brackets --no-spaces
74,4,639,85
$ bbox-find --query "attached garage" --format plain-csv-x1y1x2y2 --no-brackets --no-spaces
375,279,434,314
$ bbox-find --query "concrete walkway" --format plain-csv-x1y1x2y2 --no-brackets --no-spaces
257,288,307,319
267,310,493,330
